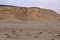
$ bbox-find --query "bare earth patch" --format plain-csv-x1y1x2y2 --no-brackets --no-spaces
0,21,60,40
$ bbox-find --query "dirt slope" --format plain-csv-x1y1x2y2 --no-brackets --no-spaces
0,5,60,21
0,5,60,40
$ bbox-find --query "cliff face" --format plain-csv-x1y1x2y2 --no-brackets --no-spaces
0,5,60,21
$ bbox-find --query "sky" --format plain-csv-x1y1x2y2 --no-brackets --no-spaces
0,0,60,13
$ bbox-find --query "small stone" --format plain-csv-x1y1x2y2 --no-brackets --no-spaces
51,39,54,40
12,31,16,34
57,34,60,36
5,34,8,35
34,36,38,38
39,32,43,35
16,35,20,36
7,35,11,38
19,29,22,31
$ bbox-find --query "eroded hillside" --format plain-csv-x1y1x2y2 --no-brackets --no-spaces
0,5,60,22
0,5,60,40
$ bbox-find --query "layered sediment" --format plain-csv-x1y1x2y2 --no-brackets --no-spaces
0,5,60,22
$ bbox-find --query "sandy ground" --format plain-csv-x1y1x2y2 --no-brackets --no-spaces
0,21,60,40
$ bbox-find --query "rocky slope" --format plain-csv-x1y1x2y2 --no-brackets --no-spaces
0,5,60,22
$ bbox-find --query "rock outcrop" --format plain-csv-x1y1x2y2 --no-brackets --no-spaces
0,5,60,21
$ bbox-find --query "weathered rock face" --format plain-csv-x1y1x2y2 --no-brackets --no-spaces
0,5,60,21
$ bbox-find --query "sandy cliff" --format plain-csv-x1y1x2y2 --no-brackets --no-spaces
0,5,60,21
0,5,60,40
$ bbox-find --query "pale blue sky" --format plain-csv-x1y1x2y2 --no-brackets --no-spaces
0,0,60,13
